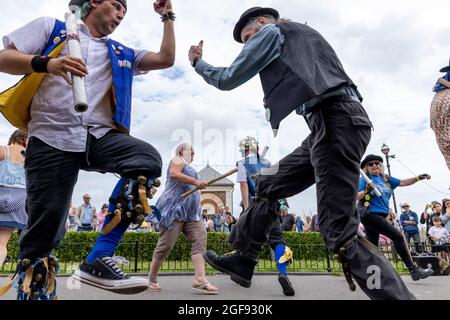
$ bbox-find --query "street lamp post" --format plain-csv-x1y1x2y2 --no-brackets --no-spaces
381,143,398,214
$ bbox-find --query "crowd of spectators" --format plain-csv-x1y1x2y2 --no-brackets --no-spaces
356,199,450,274
66,194,450,271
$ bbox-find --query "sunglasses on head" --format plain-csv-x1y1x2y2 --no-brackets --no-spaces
367,162,381,167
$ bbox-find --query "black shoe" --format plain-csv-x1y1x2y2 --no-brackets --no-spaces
73,257,148,294
410,265,434,281
278,273,295,296
204,250,256,288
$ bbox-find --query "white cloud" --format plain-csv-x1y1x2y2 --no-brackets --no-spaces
0,0,449,220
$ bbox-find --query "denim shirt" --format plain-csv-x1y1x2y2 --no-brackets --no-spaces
400,211,420,233
195,24,284,91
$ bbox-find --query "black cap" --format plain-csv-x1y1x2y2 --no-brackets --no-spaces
361,154,383,169
69,0,127,11
233,7,280,43
440,58,450,73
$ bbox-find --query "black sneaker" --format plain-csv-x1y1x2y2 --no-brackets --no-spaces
278,273,295,296
410,265,434,281
204,250,256,288
73,256,148,294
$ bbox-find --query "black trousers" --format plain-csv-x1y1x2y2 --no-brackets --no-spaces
362,213,414,270
21,130,162,259
404,231,422,253
229,202,285,252
231,96,415,300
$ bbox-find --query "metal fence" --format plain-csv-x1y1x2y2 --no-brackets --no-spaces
1,241,415,275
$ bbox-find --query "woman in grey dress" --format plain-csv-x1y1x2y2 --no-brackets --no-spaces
148,143,219,294
0,130,28,267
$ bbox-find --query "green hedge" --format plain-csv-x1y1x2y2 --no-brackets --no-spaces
6,231,326,262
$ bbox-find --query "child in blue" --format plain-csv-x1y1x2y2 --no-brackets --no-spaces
357,154,433,281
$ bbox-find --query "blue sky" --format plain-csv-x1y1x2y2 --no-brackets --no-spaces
0,0,449,220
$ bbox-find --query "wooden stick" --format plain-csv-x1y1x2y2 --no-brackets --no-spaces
182,168,238,198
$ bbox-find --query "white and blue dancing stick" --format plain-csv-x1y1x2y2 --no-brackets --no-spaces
360,169,382,197
65,5,88,113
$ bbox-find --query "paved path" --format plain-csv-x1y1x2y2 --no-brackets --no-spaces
1,274,449,300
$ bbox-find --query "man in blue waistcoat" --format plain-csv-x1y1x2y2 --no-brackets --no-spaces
233,137,295,296
189,6,416,300
0,0,175,299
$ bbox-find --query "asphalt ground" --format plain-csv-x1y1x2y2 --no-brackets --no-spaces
1,273,449,300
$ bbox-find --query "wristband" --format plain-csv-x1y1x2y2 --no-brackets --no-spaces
31,56,52,73
161,11,176,22
417,174,429,181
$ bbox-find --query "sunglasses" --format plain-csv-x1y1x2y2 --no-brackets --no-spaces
367,162,381,167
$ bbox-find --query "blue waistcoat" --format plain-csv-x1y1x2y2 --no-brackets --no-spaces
50,20,136,132
237,156,272,199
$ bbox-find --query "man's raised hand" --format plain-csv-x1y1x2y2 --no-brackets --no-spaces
189,40,203,66
153,0,173,15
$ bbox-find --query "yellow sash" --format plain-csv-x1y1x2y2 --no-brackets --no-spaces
0,42,66,131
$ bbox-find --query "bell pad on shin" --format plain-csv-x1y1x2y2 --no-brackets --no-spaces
107,176,161,230
14,256,59,300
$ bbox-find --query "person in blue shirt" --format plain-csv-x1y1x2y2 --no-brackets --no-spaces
357,154,433,281
190,6,416,300
295,216,304,233
399,203,421,253
430,58,450,170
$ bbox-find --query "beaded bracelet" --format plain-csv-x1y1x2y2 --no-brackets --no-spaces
161,11,176,22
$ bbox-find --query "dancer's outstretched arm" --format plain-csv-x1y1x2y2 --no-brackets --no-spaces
138,0,176,71
188,24,283,91
399,174,431,187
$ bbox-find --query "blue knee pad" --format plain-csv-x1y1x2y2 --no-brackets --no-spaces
275,244,288,275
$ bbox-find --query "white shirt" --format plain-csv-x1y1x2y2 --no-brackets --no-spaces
3,17,149,152
428,226,450,245
236,163,247,183
236,152,259,183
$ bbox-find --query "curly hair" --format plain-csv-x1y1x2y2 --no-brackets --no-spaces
8,130,28,147
79,1,97,20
